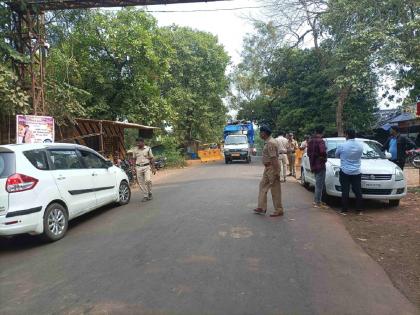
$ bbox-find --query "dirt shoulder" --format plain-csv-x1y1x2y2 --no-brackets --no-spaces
342,187,420,309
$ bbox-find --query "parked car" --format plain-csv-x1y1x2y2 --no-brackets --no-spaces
223,135,252,164
0,143,131,241
301,137,407,206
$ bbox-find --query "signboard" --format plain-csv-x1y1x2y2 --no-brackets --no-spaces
16,115,55,144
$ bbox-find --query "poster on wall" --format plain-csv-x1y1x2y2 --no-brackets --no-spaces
16,115,55,144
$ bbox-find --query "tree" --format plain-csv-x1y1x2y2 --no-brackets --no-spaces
234,24,377,137
161,26,230,145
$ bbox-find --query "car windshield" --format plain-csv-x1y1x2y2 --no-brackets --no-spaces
326,140,385,159
225,136,248,145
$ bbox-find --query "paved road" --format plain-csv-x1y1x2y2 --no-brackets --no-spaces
0,160,418,315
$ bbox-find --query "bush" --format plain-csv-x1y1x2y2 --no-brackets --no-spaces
158,136,186,168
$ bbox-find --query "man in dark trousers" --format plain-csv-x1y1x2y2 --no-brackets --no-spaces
307,125,328,208
383,126,415,170
335,128,364,215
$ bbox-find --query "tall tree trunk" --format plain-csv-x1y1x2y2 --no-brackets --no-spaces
336,87,350,136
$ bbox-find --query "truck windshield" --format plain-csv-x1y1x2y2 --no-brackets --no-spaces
225,136,248,145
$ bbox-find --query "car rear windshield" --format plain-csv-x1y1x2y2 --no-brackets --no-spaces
0,152,15,179
23,150,50,170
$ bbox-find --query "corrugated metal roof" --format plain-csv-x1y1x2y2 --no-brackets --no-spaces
76,118,158,130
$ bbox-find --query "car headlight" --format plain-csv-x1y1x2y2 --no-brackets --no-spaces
332,166,340,177
395,167,404,181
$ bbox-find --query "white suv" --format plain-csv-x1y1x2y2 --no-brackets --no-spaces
0,143,131,241
301,138,407,206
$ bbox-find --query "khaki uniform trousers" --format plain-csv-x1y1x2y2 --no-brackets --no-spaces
137,166,152,198
278,154,288,181
258,166,283,213
287,153,296,176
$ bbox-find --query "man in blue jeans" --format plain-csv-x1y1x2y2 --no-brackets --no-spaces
307,126,327,208
335,128,364,215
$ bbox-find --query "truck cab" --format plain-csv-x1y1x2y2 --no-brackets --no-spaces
223,135,251,164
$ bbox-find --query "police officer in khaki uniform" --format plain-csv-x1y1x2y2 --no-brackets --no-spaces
287,133,298,177
254,126,284,217
131,138,155,202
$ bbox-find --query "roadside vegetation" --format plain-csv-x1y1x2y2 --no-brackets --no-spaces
0,6,230,153
231,0,419,137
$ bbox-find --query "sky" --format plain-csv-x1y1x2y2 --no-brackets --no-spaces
136,0,405,109
141,0,260,66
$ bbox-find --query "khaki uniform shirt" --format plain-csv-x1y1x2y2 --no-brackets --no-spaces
276,136,288,154
130,146,154,166
262,137,279,164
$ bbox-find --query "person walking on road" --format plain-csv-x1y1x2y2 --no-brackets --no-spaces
254,126,284,217
276,131,288,182
307,126,327,208
287,133,298,177
383,126,415,170
130,138,156,202
335,129,364,215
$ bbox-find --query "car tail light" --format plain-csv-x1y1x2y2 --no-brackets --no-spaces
6,174,39,193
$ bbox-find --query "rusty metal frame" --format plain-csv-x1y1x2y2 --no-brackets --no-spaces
11,7,46,115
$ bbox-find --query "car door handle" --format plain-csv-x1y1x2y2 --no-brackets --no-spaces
92,173,98,177
57,176,66,180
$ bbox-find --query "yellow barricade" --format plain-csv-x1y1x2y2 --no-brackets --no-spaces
198,149,223,162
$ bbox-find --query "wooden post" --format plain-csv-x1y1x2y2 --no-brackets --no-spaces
100,121,104,153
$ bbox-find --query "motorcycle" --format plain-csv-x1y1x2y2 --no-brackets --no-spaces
154,157,167,170
119,159,135,183
406,148,420,169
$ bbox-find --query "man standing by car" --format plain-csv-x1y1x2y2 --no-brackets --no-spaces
383,126,415,170
131,138,155,202
307,126,327,208
254,126,284,217
287,133,299,177
335,129,364,215
276,131,288,182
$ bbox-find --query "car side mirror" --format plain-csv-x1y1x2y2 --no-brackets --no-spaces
385,152,392,159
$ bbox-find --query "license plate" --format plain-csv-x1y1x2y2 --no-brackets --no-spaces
364,183,381,188
232,153,240,157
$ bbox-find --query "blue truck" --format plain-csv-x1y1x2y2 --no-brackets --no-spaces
223,121,255,164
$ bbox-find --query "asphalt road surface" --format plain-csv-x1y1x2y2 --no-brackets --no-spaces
0,159,418,315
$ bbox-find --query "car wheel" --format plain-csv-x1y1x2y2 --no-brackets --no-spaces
42,203,68,242
300,167,309,189
389,199,400,207
118,181,131,205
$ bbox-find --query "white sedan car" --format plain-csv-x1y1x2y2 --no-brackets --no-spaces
301,138,407,206
0,143,131,241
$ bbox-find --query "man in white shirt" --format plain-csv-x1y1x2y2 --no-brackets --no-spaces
276,131,288,182
335,128,364,215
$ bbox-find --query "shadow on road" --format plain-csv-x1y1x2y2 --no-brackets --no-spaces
0,203,120,252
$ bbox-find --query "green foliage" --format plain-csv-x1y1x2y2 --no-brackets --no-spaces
0,64,30,115
46,9,230,147
234,36,376,138
161,26,230,145
156,135,186,168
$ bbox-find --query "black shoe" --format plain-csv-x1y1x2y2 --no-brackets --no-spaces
148,193,153,200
